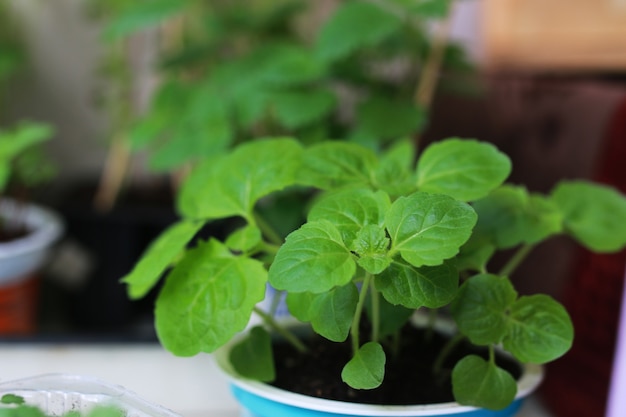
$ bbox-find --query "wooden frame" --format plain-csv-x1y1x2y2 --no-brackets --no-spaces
482,0,626,71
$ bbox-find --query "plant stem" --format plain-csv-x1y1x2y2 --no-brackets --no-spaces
370,283,381,344
253,211,284,246
351,273,373,355
498,244,535,277
412,4,455,150
253,306,308,353
432,332,464,376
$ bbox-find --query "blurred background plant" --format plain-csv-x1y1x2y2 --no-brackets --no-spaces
89,0,477,213
0,2,55,210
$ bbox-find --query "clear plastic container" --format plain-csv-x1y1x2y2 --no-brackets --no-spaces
0,374,182,417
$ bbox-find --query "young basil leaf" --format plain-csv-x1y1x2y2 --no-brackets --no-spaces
309,284,359,342
225,225,262,253
376,261,458,309
148,83,234,171
551,180,626,252
269,220,356,293
230,326,276,382
351,225,391,274
456,236,496,273
102,0,185,40
374,139,418,197
416,138,511,201
299,142,378,189
451,274,517,345
308,188,391,245
155,240,267,356
270,89,336,129
178,138,303,220
355,97,426,141
386,192,477,267
122,220,204,299
316,1,402,63
473,186,562,249
452,355,517,410
503,294,574,364
256,43,327,86
286,292,315,322
341,342,386,390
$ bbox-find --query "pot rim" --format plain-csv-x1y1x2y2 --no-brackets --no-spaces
215,317,544,416
0,199,64,259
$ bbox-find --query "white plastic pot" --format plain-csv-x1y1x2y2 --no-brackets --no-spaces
0,199,64,284
0,199,64,333
0,374,181,417
216,318,543,417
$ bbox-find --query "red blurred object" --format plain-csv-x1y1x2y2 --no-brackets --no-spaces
541,96,626,416
0,274,39,335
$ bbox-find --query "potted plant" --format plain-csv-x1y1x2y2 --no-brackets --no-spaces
65,0,470,333
0,122,63,335
121,135,626,415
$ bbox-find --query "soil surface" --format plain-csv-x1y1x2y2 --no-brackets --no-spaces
0,221,30,243
271,325,521,405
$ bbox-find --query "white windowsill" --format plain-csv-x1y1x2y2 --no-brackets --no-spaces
0,343,553,417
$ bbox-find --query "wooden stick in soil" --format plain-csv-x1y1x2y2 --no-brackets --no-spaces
93,133,130,212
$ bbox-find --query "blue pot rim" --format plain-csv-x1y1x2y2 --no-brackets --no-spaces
224,360,541,416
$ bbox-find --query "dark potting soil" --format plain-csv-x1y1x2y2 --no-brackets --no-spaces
0,222,30,243
271,326,522,405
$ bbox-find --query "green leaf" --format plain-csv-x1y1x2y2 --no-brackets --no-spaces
1,394,24,405
376,261,458,309
452,355,517,410
316,1,402,62
225,225,262,253
355,98,426,141
155,240,267,356
504,295,574,364
271,89,336,129
393,0,453,18
308,188,391,246
178,138,303,220
299,142,378,189
256,43,327,86
416,138,511,201
456,237,496,273
148,83,234,171
122,220,204,299
0,122,53,158
473,186,563,249
551,180,626,252
103,0,185,40
351,225,391,274
269,220,355,293
450,274,517,345
341,342,386,390
86,406,125,417
386,192,477,267
309,284,359,342
286,292,315,322
230,326,275,382
374,139,418,197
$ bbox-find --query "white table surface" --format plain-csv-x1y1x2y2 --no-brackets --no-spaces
0,343,554,417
